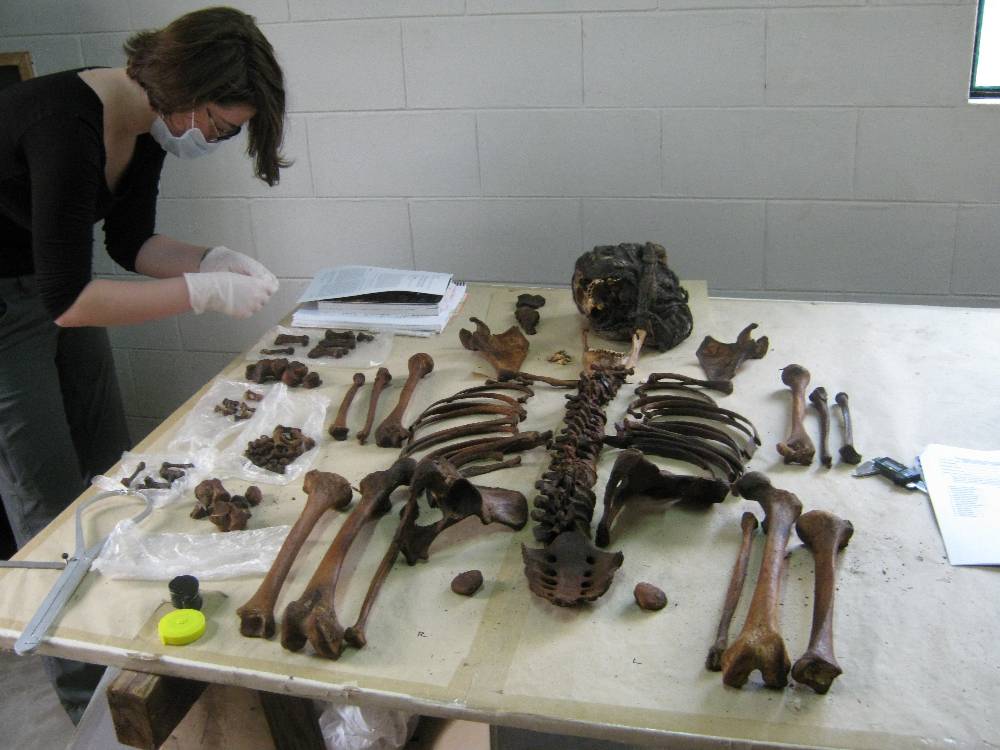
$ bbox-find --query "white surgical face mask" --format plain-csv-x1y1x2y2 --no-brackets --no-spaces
149,112,221,159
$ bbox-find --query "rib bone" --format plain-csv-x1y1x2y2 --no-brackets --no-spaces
809,386,832,468
375,353,434,448
776,364,815,466
721,472,802,689
236,471,352,638
356,367,391,445
706,512,758,671
834,391,862,465
329,373,365,440
791,509,853,694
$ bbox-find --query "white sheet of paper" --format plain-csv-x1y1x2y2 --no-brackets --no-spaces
920,443,1000,565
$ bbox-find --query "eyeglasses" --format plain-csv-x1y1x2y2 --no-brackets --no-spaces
204,106,242,143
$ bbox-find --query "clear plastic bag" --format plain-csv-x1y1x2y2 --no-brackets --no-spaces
211,382,330,485
247,325,393,369
167,379,275,454
91,449,216,508
92,519,291,580
316,702,417,750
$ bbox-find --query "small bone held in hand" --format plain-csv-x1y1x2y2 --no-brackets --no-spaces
451,570,484,596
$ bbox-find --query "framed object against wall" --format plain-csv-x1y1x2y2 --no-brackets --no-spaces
0,50,34,89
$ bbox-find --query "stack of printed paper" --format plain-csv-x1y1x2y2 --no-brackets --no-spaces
291,266,466,335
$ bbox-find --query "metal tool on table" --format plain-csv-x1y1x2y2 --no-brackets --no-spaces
852,456,927,494
3,489,153,655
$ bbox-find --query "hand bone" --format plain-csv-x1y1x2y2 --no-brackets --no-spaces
721,472,802,688
791,509,853,693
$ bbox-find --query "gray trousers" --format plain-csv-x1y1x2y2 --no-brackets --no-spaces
0,274,131,722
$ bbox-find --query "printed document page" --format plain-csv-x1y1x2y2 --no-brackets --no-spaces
920,444,1000,565
298,266,452,303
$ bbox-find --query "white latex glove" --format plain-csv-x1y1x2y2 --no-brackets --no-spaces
199,246,278,292
184,271,275,319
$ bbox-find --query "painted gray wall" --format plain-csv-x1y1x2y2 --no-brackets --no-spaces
2,0,998,443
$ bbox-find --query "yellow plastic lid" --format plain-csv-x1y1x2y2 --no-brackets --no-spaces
157,608,206,646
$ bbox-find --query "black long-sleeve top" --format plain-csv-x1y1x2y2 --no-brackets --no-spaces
0,68,165,318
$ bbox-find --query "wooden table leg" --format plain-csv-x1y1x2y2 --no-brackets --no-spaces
257,691,326,750
106,669,207,749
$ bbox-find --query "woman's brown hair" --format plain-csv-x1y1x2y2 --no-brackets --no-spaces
125,6,289,186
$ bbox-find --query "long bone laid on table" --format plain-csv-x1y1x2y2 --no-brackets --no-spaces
595,449,729,547
809,386,833,468
281,457,415,658
721,472,802,689
375,353,434,448
834,391,862,465
776,364,815,466
356,367,391,445
236,470,352,638
791,509,854,694
329,373,365,440
706,511,759,671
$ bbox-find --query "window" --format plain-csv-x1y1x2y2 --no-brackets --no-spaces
972,0,999,98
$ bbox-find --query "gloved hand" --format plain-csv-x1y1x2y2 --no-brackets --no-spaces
184,271,276,319
199,246,278,292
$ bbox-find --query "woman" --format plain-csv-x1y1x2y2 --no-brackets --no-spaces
0,6,287,721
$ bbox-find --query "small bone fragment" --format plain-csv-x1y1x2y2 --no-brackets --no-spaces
721,472,802,689
834,392,862,465
776,364,815,466
515,306,540,335
244,389,264,401
451,570,484,596
121,462,146,488
696,323,769,381
791,509,853,694
548,350,572,365
329,373,365,440
516,293,546,309
236,473,351,638
261,347,294,356
706,512,758,671
375,353,434,448
357,367,391,445
809,387,833,468
274,334,309,347
634,582,667,611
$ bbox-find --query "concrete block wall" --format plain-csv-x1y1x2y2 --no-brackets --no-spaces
2,0,998,443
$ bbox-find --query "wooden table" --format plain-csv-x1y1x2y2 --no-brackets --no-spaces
2,283,999,750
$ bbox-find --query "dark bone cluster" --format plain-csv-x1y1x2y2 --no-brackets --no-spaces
245,425,316,474
530,365,630,544
571,242,693,352
245,358,321,388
